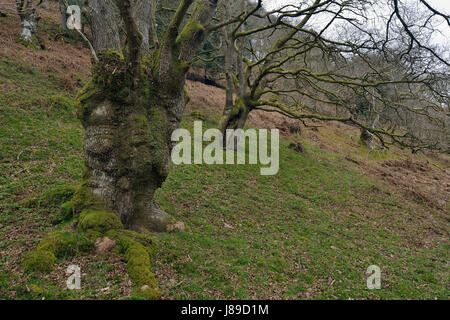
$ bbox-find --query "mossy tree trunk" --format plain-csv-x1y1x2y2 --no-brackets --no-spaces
76,0,220,232
77,58,181,231
219,95,250,133
218,95,252,150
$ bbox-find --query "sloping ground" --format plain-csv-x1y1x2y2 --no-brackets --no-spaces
188,79,450,213
0,6,449,300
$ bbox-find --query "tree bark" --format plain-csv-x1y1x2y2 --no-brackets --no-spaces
134,0,153,51
76,54,183,231
219,95,250,149
17,1,43,49
219,0,249,141
220,4,235,135
75,0,219,232
84,0,121,52
58,0,67,29
360,129,374,149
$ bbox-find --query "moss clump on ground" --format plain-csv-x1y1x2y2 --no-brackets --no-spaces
116,234,161,300
23,185,75,208
23,177,160,299
22,230,95,274
119,230,156,255
37,231,93,258
43,185,75,206
79,208,123,234
51,201,74,225
60,201,74,219
22,250,56,273
0,270,15,290
47,95,74,113
15,36,39,51
71,181,102,215
22,196,39,208
37,232,77,257
29,284,45,297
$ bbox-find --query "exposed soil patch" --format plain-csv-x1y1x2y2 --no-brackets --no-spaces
367,158,450,210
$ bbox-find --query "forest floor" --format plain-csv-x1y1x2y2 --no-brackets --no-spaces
0,3,449,299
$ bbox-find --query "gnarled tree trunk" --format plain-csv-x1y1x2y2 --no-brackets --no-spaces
76,0,219,232
76,52,186,232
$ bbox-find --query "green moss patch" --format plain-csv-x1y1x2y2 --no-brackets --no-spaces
22,250,56,274
117,234,161,300
0,270,15,290
51,201,74,225
23,185,75,209
91,51,134,101
37,231,93,258
79,208,123,234
47,95,74,113
71,182,102,215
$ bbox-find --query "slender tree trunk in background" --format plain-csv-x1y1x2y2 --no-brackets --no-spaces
219,95,251,150
76,0,219,232
220,0,322,136
220,4,235,136
222,96,250,130
16,0,43,48
150,0,159,48
134,0,153,51
361,97,384,149
59,0,67,29
219,0,250,141
224,41,234,114
84,0,121,52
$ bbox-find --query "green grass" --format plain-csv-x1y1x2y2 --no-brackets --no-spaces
0,54,448,300
152,131,448,299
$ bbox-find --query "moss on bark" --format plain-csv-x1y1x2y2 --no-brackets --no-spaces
79,208,123,234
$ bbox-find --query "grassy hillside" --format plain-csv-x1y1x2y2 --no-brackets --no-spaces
0,8,448,300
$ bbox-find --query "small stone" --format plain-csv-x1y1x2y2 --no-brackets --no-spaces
95,236,116,254
167,221,185,233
